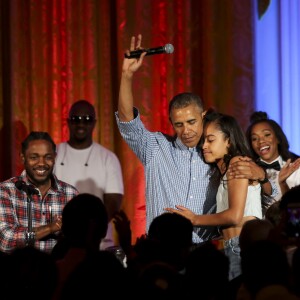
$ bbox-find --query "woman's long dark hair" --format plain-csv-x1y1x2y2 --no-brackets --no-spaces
201,110,253,175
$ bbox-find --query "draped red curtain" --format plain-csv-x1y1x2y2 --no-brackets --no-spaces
0,0,254,243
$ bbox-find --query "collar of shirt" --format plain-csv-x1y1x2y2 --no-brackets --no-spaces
20,170,60,193
175,137,200,152
260,155,285,167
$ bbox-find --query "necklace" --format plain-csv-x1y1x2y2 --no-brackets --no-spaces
60,143,94,167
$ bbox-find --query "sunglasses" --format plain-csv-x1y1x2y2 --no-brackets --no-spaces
69,115,95,124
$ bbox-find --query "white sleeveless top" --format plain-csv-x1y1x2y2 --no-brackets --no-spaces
216,174,262,219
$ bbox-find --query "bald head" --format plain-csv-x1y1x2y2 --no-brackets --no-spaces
69,100,96,119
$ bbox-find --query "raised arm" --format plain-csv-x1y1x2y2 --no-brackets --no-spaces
118,34,147,122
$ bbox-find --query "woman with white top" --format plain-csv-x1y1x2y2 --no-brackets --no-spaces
246,111,300,213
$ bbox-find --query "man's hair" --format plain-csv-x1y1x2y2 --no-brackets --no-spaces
21,131,56,154
168,92,204,117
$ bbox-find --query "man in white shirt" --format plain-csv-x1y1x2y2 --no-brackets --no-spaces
54,100,124,249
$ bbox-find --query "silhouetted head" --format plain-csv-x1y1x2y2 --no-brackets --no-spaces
61,193,108,249
148,213,193,248
136,213,194,271
239,218,274,254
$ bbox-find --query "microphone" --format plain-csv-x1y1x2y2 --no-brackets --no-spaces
124,43,174,59
15,180,39,196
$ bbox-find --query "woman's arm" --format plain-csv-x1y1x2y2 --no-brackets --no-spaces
165,157,248,226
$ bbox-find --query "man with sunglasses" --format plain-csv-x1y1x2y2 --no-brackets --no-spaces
54,100,124,250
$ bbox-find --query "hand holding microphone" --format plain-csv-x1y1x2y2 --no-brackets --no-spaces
124,43,174,59
124,34,174,59
122,34,174,81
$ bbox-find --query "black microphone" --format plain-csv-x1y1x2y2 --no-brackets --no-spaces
15,180,39,196
124,43,174,59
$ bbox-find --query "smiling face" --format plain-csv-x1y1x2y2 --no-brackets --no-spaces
250,122,279,162
202,122,230,170
170,103,205,148
21,139,56,187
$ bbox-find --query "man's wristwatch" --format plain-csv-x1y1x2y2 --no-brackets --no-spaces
258,170,269,184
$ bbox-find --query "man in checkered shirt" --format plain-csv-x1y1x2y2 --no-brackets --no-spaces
0,131,78,253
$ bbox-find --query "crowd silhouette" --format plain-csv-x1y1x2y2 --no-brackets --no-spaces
0,186,299,300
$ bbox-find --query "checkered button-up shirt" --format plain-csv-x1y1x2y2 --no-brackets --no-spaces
0,171,78,253
116,108,219,243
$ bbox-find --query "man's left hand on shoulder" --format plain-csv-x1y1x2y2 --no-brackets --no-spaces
227,156,264,181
